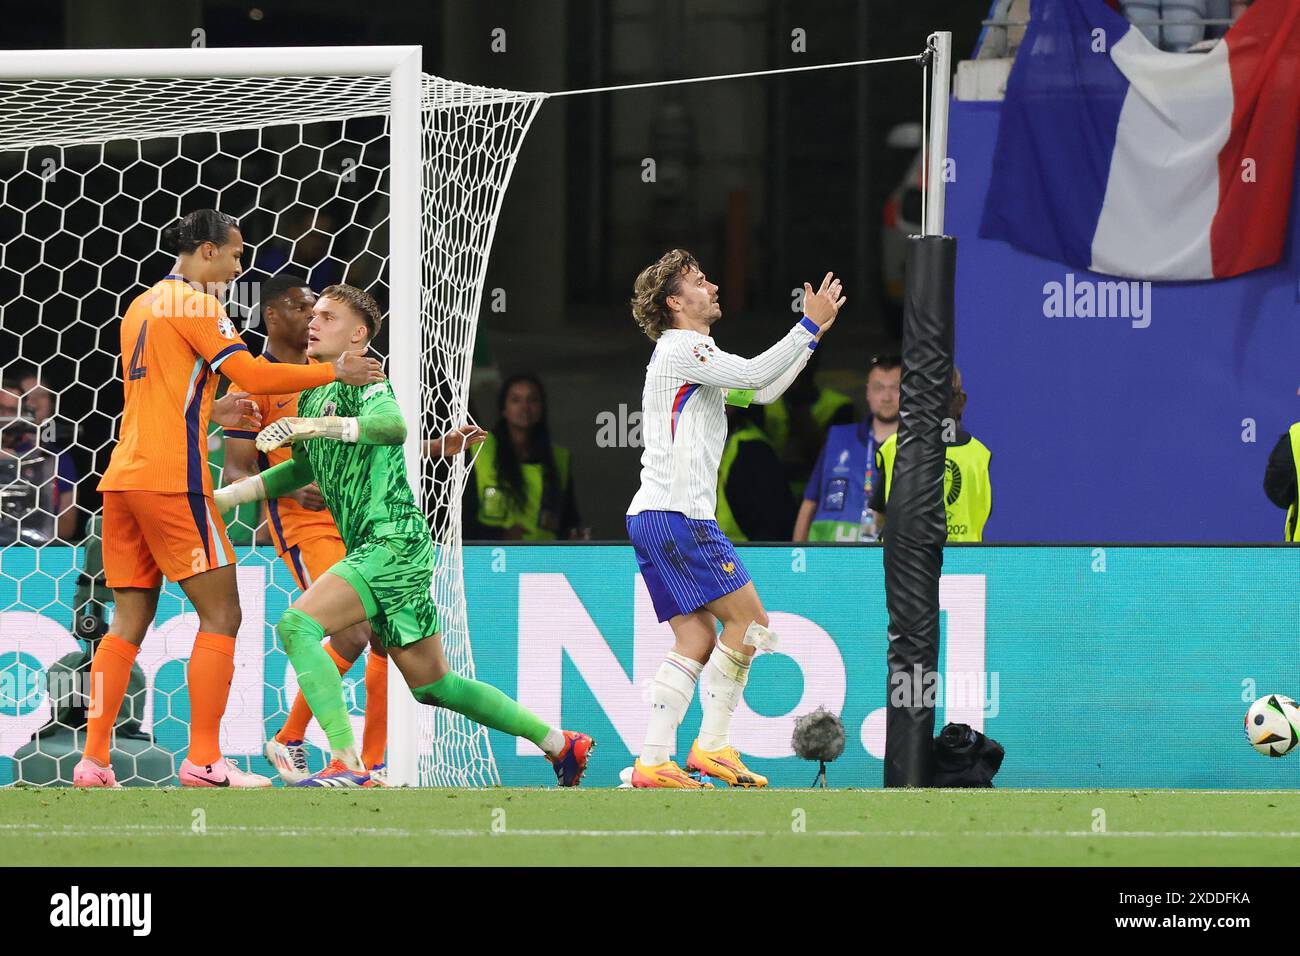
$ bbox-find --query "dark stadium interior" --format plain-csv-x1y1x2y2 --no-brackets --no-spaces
9,0,1300,880
0,0,986,542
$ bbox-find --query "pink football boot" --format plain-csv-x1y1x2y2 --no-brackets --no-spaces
73,757,121,788
179,757,273,788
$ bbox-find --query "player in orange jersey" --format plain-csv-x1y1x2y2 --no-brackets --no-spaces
75,209,385,789
222,274,391,784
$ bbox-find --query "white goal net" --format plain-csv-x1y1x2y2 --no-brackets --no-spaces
0,48,544,788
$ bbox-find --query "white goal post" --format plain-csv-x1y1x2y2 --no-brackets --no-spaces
922,31,952,237
0,45,544,788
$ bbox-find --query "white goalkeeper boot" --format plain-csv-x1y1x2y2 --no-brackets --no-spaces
264,737,311,785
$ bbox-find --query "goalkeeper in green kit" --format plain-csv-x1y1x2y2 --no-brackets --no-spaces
214,284,594,787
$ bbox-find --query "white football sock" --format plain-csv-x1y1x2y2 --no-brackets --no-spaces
697,641,752,752
639,653,702,765
540,727,566,759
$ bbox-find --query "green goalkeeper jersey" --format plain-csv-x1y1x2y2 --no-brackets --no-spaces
294,380,427,547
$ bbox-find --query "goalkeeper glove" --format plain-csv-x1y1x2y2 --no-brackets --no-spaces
255,416,358,452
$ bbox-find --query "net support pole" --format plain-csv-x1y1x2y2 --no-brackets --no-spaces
923,31,951,237
883,31,955,788
386,46,424,789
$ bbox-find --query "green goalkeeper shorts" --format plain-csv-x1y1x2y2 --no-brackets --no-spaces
328,533,439,648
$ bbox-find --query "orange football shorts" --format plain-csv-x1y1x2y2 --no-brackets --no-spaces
102,490,236,588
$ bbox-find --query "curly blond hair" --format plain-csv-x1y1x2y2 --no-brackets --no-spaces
630,248,699,341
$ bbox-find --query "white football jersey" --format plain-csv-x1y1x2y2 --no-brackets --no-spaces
627,317,819,520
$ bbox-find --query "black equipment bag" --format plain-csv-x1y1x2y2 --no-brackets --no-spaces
932,722,1004,787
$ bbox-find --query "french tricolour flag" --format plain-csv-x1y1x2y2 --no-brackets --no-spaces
981,0,1300,280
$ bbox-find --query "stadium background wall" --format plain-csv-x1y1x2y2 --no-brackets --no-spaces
950,100,1300,543
1,543,1295,789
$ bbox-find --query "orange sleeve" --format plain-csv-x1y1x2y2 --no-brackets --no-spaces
219,350,335,395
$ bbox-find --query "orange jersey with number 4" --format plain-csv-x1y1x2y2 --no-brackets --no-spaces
100,276,251,497
223,353,341,553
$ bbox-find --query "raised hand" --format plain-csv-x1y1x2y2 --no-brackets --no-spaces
440,424,487,456
802,271,847,328
335,349,385,386
423,424,488,457
212,391,261,430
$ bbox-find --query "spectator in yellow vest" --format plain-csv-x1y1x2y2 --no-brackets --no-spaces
464,373,585,540
870,365,992,542
1263,421,1300,540
715,403,798,541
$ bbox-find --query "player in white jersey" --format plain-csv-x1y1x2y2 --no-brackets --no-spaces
625,248,844,788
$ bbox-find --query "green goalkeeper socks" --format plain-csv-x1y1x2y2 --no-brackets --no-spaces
277,608,356,753
412,672,550,749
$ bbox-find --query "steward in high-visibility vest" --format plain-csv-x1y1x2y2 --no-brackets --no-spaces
470,431,574,540
715,407,797,542
1264,422,1300,541
466,374,580,541
870,366,992,543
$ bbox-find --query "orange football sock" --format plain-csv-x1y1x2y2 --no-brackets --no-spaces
276,640,352,744
362,651,389,770
84,635,139,767
187,632,236,766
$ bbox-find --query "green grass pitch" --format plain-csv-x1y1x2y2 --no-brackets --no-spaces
3,787,1298,866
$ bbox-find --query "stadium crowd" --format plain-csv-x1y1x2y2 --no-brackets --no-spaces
2,345,1004,547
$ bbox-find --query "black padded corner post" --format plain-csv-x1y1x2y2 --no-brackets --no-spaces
883,234,955,788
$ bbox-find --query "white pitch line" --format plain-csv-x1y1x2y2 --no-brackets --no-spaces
3,823,1300,840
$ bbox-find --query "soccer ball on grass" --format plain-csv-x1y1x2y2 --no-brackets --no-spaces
1244,694,1300,757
